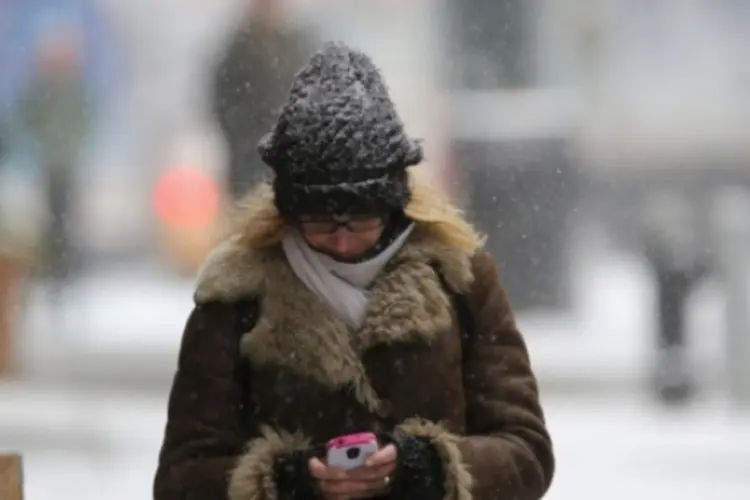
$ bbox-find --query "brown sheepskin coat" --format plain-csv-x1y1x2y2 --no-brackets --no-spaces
153,224,554,500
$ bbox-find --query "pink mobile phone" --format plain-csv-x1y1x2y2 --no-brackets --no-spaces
325,432,379,470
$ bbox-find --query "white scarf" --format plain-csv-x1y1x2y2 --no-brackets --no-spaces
282,224,415,330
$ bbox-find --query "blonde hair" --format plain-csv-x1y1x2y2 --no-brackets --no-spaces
229,169,485,253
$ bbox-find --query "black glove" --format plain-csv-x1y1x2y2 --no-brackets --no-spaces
379,432,445,500
273,447,320,500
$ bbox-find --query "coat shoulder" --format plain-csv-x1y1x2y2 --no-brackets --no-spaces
394,226,478,294
465,250,513,312
194,236,279,305
469,250,499,283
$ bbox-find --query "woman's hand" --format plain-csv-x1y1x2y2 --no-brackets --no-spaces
309,444,398,499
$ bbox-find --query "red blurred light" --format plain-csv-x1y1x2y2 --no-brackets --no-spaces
154,167,220,229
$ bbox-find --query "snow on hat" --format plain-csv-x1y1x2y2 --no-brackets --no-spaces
258,41,423,216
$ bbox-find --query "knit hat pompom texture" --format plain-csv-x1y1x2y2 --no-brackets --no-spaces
259,41,423,216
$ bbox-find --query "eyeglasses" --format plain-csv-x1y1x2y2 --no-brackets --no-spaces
297,216,384,235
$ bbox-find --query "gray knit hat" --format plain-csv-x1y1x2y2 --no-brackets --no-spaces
258,41,423,216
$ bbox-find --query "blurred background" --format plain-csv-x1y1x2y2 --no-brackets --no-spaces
2,0,750,498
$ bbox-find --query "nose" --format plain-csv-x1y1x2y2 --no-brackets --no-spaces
330,229,355,256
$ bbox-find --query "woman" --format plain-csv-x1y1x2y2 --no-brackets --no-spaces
154,42,554,500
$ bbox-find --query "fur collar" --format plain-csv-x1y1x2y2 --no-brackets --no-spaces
194,225,474,414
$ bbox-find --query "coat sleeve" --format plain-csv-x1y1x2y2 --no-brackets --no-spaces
153,301,315,500
394,251,555,500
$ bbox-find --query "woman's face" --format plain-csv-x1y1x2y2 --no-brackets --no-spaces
297,215,385,261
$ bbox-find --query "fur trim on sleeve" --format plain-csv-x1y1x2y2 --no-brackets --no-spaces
228,426,311,500
397,418,474,500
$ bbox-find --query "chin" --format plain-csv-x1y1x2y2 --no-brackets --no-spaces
308,243,368,262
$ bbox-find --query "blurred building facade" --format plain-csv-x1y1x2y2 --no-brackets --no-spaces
0,0,748,291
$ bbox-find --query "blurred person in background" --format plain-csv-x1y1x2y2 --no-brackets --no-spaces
212,0,313,202
642,192,708,404
0,46,10,375
154,43,554,500
0,117,30,379
13,24,92,313
0,119,17,377
0,8,24,377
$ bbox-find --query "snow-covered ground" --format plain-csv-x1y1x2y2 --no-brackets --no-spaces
2,383,749,500
546,394,750,499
